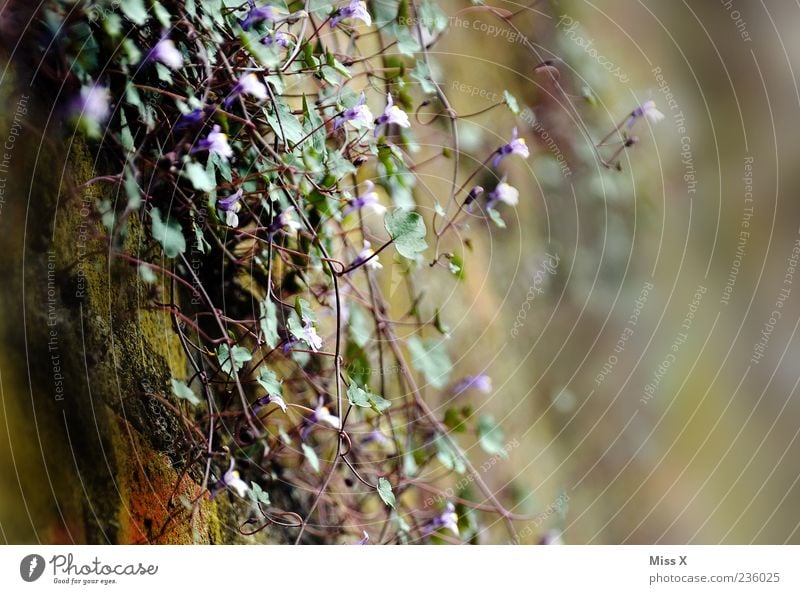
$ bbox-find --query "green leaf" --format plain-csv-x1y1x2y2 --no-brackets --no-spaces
303,94,325,153
120,0,149,25
154,62,172,83
411,61,437,94
183,161,216,192
478,416,508,458
151,208,186,258
294,297,316,322
119,110,135,153
240,30,282,68
139,265,157,284
407,336,451,389
392,24,422,56
348,304,371,348
377,477,396,508
217,344,252,376
123,166,141,210
264,97,305,146
434,434,466,474
487,207,506,229
325,151,356,179
302,443,320,473
419,0,448,34
248,482,271,505
503,90,520,115
385,209,427,259
171,378,201,406
259,298,280,349
347,383,391,414
256,367,282,396
152,0,171,27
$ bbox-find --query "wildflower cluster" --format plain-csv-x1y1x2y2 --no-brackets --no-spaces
20,0,661,544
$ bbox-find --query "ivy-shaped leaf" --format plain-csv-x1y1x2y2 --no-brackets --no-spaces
347,383,391,414
257,366,282,396
411,61,437,94
151,208,186,258
434,434,466,474
385,209,427,259
259,298,280,349
377,477,396,509
183,161,216,192
248,482,271,505
170,378,201,406
119,0,148,25
407,336,451,389
348,304,371,348
477,415,508,458
217,344,252,376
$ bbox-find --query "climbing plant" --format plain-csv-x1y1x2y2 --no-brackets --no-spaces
16,0,660,544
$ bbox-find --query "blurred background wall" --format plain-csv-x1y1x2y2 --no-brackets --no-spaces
410,0,800,543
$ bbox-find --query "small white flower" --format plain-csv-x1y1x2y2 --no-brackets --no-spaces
225,73,268,107
217,189,243,227
343,181,386,216
149,38,183,70
237,73,268,101
223,469,249,498
331,0,371,27
489,181,519,206
358,241,382,270
335,93,374,129
196,125,233,161
375,93,410,131
628,100,665,128
280,212,303,233
301,315,323,351
77,84,111,123
493,128,529,167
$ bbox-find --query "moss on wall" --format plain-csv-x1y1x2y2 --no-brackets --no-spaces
0,93,289,544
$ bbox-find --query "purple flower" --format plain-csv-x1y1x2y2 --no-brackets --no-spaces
492,127,529,167
213,460,249,498
147,37,183,70
342,180,385,216
175,107,207,131
464,185,484,206
362,429,391,446
217,189,243,227
331,0,372,27
351,240,382,271
262,31,291,48
252,393,288,414
193,124,233,161
627,100,664,129
224,73,268,108
302,397,341,439
454,374,493,395
71,83,111,137
425,502,459,537
334,93,374,129
486,179,519,208
374,93,410,133
241,3,278,30
355,530,370,545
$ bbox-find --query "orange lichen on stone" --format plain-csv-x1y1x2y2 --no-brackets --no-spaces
113,416,212,544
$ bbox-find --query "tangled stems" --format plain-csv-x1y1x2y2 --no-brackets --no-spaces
18,0,660,544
